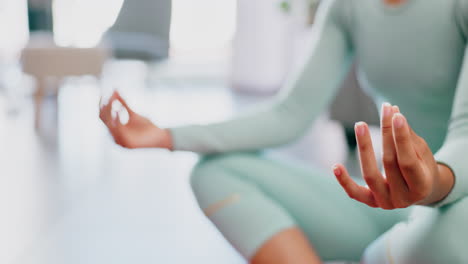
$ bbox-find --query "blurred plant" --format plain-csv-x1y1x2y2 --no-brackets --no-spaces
280,0,320,14
279,1,291,13
309,0,320,10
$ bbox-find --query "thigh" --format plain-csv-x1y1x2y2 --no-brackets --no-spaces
195,152,409,261
363,197,468,264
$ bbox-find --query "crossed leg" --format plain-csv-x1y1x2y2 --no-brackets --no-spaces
190,152,409,263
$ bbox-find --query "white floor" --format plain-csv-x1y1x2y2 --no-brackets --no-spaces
0,60,365,264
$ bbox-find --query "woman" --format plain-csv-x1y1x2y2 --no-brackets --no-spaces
99,0,468,263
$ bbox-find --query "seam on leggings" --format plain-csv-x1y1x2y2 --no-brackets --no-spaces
386,232,395,264
216,156,298,223
204,193,241,217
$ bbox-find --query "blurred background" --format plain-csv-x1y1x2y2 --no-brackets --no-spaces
0,0,379,263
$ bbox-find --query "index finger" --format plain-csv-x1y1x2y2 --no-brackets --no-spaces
99,92,121,124
355,122,390,201
333,164,377,207
114,91,135,115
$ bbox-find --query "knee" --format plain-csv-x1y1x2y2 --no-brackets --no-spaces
189,153,254,205
364,198,468,263
190,154,228,193
415,198,468,262
436,196,468,242
429,197,468,243
190,152,257,193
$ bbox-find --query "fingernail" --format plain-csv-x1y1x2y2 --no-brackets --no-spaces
333,165,342,177
392,105,400,113
382,102,392,117
355,122,366,136
393,113,405,128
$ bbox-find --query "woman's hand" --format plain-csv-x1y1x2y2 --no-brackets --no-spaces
333,103,454,209
99,91,173,150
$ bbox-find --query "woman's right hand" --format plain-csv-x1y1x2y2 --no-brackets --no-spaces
99,91,173,150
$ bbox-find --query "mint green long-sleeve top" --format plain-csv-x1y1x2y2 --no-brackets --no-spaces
171,0,468,206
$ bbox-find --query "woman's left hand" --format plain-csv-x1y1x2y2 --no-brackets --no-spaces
333,103,454,209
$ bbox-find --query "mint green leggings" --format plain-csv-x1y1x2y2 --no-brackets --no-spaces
190,152,468,263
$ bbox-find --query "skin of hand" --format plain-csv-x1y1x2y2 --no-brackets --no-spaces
384,0,406,6
99,91,173,150
333,103,455,209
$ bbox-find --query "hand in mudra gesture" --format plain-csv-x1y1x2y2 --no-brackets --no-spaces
333,103,454,209
99,91,173,150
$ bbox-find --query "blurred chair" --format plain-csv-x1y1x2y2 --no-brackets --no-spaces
21,33,109,129
28,0,53,31
106,0,172,60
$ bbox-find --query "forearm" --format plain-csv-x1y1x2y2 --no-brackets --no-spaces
169,3,354,153
428,45,468,207
169,107,313,153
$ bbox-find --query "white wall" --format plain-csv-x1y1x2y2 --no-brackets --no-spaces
0,0,29,62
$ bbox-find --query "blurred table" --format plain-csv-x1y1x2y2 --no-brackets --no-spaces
21,33,108,129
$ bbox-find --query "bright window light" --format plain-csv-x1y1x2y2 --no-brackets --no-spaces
170,0,236,53
52,0,124,48
0,0,29,62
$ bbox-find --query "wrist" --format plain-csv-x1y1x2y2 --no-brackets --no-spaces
160,128,174,150
425,163,455,205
